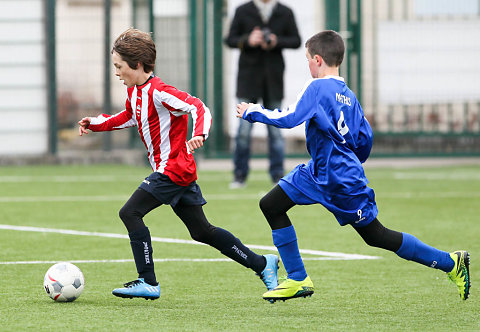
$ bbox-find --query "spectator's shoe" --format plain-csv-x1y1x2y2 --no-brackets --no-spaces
257,254,279,290
263,276,314,303
447,250,470,300
229,178,246,189
112,278,160,300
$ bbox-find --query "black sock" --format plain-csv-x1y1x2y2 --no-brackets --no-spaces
214,228,266,274
128,226,158,286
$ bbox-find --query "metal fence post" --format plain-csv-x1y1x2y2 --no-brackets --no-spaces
103,0,112,151
189,0,198,96
149,0,154,38
212,0,224,155
45,0,57,155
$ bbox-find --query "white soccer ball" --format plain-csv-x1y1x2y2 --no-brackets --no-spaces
43,262,85,302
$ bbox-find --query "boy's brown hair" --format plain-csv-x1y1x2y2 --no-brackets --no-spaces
112,28,156,73
305,30,345,67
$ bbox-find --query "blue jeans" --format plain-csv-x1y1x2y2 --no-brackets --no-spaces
233,99,284,182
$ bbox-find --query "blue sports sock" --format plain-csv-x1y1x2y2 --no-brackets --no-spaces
396,232,454,272
272,225,307,281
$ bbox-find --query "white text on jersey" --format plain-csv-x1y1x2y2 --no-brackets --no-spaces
336,93,351,106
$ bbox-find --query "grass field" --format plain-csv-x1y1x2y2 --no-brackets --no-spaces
0,163,479,331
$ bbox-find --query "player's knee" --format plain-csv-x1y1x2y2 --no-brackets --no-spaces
118,204,131,223
356,219,386,248
119,204,142,225
357,223,402,252
259,195,275,217
189,225,216,244
361,234,381,248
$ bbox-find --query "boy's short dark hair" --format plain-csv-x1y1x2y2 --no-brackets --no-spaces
305,30,345,67
112,28,156,73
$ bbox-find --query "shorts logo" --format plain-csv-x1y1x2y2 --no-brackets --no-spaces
355,209,366,223
143,179,150,185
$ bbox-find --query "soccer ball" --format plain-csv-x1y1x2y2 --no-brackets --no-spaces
43,262,85,302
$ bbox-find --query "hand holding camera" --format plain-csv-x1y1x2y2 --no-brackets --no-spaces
261,27,277,50
248,27,277,49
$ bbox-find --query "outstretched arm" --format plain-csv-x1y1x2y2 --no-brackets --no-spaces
236,80,318,129
77,109,136,136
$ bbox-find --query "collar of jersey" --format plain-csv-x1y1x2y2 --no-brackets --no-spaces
317,75,344,82
136,74,155,89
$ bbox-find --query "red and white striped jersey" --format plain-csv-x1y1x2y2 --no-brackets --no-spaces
88,76,212,186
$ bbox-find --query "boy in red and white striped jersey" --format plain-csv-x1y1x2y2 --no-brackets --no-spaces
78,28,279,300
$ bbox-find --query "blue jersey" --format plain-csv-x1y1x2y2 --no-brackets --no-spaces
243,76,377,226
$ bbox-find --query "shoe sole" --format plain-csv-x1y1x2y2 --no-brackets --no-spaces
463,251,471,300
112,292,159,300
263,289,314,304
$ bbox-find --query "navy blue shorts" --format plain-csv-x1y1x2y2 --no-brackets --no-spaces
138,172,206,207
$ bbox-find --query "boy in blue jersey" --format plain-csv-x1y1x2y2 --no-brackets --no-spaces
236,30,470,303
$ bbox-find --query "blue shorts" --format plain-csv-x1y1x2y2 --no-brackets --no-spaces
139,172,206,207
279,168,378,227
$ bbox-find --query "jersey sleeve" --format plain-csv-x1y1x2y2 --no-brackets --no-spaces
88,97,136,132
243,79,319,128
153,85,212,139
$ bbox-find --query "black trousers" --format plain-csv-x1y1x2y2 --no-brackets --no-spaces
119,188,265,274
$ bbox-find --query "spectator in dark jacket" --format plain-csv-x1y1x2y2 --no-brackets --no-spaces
225,0,301,188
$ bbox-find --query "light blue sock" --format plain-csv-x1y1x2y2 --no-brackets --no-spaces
272,225,307,281
396,233,454,272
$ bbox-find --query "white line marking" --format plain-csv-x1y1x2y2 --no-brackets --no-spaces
1,171,478,184
0,224,380,261
0,194,265,203
0,196,129,203
0,175,139,183
0,190,479,203
0,257,371,265
381,192,480,198
0,174,258,183
393,172,480,181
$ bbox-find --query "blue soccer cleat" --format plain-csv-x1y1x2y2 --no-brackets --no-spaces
112,278,160,300
257,254,279,291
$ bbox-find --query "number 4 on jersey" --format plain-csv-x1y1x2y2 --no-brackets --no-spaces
337,111,349,137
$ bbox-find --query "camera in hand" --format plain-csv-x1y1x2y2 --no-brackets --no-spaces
262,27,272,45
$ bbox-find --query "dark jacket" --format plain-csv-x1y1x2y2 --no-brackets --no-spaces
225,1,301,100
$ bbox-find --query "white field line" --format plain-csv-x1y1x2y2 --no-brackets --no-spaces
0,224,380,262
0,190,479,203
0,175,139,183
0,194,264,203
0,257,351,265
0,195,130,203
393,172,480,181
1,171,479,183
0,174,245,183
